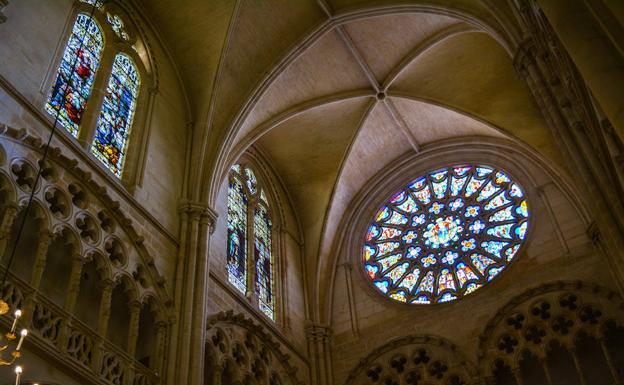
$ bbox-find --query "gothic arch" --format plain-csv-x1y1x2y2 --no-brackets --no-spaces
343,334,477,385
477,280,624,383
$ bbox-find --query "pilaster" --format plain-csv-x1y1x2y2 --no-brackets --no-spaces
306,324,333,385
168,200,217,385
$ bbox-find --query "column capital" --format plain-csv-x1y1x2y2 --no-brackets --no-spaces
305,323,332,342
177,200,218,232
513,38,537,78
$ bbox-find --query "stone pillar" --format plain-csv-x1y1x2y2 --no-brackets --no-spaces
58,254,84,350
599,338,622,384
24,230,52,324
167,201,216,385
306,324,333,385
0,204,19,257
513,3,624,292
154,320,168,376
570,349,588,385
127,300,141,357
537,0,624,143
93,279,114,372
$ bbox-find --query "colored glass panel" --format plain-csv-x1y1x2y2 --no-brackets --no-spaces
254,204,274,320
91,54,140,177
363,164,530,304
227,177,247,294
45,13,104,137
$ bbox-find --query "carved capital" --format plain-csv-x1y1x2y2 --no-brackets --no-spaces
586,221,601,245
177,199,218,232
513,38,537,78
305,324,332,342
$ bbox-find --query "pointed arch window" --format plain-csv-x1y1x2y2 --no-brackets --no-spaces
45,13,104,137
91,54,140,177
44,3,150,181
227,164,276,320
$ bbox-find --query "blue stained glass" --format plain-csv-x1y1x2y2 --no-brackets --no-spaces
227,177,248,294
91,54,140,177
45,14,103,137
363,164,530,304
254,204,274,319
450,176,468,196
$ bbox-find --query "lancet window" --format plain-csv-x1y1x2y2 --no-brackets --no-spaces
45,2,144,179
227,164,275,320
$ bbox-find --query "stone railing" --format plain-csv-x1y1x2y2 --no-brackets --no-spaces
1,271,159,385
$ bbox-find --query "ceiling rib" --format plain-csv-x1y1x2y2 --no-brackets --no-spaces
382,23,477,90
335,26,381,92
383,98,421,153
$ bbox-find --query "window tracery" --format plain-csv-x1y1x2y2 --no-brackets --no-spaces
363,164,530,305
227,164,275,320
45,3,147,180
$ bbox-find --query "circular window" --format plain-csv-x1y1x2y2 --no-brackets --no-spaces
363,164,530,305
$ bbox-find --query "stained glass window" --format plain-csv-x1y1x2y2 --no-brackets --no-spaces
91,54,140,178
363,164,530,305
254,204,274,320
227,176,248,294
227,164,276,320
107,13,129,40
45,13,103,137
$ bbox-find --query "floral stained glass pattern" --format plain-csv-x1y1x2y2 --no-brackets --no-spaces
254,204,274,320
91,54,140,177
45,13,103,137
363,164,530,305
227,177,248,294
107,13,129,40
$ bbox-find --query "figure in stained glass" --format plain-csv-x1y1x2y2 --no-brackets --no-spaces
45,13,104,137
91,54,140,177
363,164,530,304
226,165,276,320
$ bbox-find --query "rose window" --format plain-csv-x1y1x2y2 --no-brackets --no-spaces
363,165,530,304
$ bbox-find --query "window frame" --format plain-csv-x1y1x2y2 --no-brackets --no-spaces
41,1,155,190
227,162,280,323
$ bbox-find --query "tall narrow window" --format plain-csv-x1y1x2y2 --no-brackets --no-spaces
45,13,104,137
227,164,276,320
254,204,274,320
227,175,248,294
91,54,140,177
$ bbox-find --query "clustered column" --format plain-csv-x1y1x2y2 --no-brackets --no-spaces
167,201,217,385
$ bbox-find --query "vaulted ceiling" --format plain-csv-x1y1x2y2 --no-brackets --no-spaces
138,0,563,319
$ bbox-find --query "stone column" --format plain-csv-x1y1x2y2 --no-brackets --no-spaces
127,300,141,357
93,278,114,372
537,0,624,142
58,254,84,350
0,204,19,257
306,324,333,385
24,230,53,324
153,320,168,376
599,338,622,384
167,201,216,385
29,230,53,290
570,349,588,385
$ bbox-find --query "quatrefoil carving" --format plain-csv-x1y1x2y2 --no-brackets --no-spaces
105,237,127,267
45,187,70,218
76,213,99,244
68,183,88,208
11,160,36,191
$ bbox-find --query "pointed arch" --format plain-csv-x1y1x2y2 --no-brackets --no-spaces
45,12,104,137
91,53,141,177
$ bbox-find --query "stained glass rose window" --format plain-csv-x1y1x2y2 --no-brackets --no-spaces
363,165,529,304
